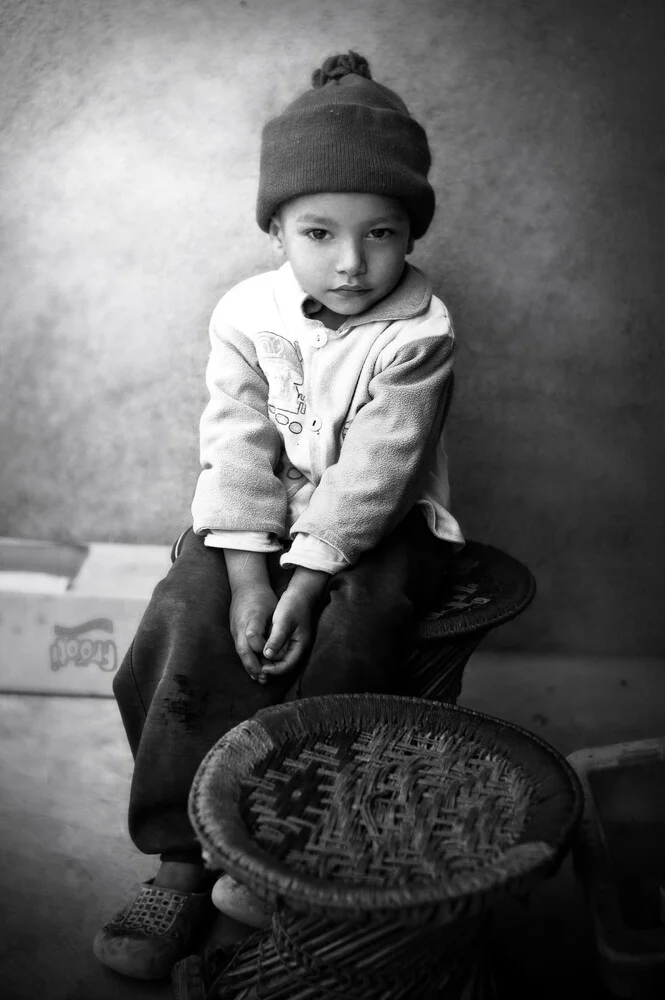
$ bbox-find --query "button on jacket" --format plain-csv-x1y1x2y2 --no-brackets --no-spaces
191,261,464,573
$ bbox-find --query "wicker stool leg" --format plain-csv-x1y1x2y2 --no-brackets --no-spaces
407,632,487,704
173,908,500,1000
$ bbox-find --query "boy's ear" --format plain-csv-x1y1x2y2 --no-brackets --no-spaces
406,235,415,255
268,215,286,255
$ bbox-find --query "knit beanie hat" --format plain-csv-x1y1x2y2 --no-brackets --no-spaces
256,52,435,240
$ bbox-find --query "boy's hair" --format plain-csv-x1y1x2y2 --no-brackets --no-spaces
256,52,435,239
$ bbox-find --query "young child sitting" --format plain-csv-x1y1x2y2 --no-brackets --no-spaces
93,50,465,981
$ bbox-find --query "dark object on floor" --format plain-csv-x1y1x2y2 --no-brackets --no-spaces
569,738,665,998
174,692,582,999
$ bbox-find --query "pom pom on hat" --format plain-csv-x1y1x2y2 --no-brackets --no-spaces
256,53,435,239
311,51,372,87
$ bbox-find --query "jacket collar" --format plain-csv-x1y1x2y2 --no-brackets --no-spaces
274,261,432,332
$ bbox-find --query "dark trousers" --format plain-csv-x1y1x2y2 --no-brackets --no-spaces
113,508,451,863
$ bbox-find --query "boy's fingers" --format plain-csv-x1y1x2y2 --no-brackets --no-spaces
263,619,292,661
246,630,265,653
262,632,308,675
234,631,261,677
243,615,271,673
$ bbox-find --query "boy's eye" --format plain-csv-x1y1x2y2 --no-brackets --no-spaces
368,228,394,240
304,229,330,241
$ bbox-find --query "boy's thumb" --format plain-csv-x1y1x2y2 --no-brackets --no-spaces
263,620,288,659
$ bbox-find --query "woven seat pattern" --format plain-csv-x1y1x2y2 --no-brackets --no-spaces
414,541,536,641
191,695,581,922
185,695,582,999
239,722,533,890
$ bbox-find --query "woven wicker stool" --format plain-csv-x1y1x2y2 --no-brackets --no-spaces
174,693,581,1000
408,540,536,704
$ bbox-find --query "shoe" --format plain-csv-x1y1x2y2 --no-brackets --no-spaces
93,880,214,980
211,874,273,929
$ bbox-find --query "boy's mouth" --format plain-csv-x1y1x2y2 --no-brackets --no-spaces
332,285,370,296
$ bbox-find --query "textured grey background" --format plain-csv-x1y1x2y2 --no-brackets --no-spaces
1,0,663,655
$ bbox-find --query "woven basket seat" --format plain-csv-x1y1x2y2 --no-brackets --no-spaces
182,694,581,999
407,540,536,703
414,541,536,643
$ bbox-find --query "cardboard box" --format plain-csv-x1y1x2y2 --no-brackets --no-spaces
0,539,171,696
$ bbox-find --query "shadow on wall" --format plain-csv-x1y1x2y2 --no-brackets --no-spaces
0,0,663,656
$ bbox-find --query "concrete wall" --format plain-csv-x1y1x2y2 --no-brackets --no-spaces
1,0,663,655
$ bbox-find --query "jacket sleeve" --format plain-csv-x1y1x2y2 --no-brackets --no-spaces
190,305,288,537
289,324,455,565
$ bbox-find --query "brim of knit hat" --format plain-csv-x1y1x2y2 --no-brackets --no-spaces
256,104,436,240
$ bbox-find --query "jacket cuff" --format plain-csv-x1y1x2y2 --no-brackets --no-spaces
204,530,282,553
280,533,350,575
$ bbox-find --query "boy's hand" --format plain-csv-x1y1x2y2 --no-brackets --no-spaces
224,549,278,683
261,567,329,678
229,584,278,681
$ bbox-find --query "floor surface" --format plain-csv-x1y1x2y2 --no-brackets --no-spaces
2,652,665,1000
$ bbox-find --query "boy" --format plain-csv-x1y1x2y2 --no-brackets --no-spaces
94,51,464,981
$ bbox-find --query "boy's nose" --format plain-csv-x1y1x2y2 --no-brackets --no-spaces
336,239,367,276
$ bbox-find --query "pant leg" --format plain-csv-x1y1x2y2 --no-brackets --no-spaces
112,529,294,861
297,508,452,698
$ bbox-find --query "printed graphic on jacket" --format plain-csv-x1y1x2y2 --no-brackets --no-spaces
256,332,306,435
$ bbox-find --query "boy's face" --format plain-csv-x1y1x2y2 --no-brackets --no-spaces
270,193,413,328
